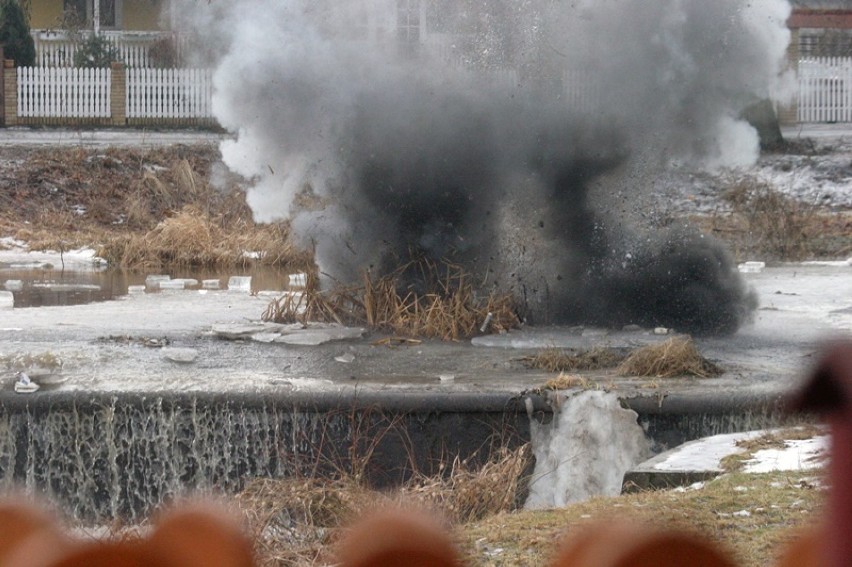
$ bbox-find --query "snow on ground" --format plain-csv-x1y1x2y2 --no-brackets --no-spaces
743,436,829,473
651,130,852,215
0,239,105,269
646,428,830,475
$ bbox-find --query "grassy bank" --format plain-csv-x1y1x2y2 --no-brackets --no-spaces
0,146,312,271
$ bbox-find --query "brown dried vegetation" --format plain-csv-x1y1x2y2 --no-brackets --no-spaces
0,146,311,270
700,178,850,261
522,346,626,373
235,444,531,566
616,336,723,378
263,260,520,340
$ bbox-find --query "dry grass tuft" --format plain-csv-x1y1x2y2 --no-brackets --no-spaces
98,206,311,270
616,336,723,378
237,477,372,566
235,443,531,566
263,260,520,340
401,444,532,524
542,373,592,390
712,178,832,260
522,347,625,373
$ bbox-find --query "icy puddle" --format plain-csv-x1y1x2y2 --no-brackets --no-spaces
1,266,296,308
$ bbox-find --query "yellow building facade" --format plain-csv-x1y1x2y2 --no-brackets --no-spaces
28,0,169,32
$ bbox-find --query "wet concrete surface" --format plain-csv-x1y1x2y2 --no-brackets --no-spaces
0,263,848,407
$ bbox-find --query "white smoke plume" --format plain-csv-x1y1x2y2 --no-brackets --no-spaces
176,0,793,334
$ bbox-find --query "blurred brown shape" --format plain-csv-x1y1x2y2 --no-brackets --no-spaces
148,504,255,567
551,521,737,567
781,339,852,567
336,508,463,567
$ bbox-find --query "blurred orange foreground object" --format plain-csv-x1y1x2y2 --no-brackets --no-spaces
775,527,822,567
0,499,73,567
337,508,463,567
550,521,737,567
0,502,254,567
784,339,852,567
147,504,255,567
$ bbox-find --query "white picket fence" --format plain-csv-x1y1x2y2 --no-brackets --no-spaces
798,57,852,123
14,57,852,124
15,66,215,122
17,66,111,118
126,68,214,119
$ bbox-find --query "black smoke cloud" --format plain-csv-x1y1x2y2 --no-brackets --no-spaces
181,0,790,335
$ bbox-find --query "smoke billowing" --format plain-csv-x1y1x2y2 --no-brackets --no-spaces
179,0,793,334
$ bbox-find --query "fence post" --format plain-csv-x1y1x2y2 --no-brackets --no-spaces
780,29,800,125
0,47,4,125
110,61,126,126
3,59,17,126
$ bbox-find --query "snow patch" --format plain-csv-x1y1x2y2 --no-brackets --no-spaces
742,436,829,474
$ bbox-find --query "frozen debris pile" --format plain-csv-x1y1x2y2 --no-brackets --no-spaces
616,336,723,378
262,260,520,341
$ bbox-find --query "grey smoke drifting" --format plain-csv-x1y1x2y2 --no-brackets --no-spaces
181,0,792,334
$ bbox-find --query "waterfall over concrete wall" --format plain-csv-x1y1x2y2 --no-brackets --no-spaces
0,393,527,522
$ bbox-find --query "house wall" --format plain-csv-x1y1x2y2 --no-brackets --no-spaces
28,0,165,31
29,0,63,29
123,0,164,31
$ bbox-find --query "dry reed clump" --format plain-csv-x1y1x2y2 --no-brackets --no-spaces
522,347,626,372
616,336,723,378
98,206,311,270
263,261,520,340
236,477,373,566
235,443,532,566
401,444,532,524
719,178,816,260
542,373,592,390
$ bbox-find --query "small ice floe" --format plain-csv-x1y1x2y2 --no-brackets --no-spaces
653,327,669,335
335,353,356,364
0,291,13,310
250,332,280,343
288,273,308,289
127,285,146,294
158,280,186,290
212,323,274,340
275,327,365,346
202,279,221,290
145,275,171,290
161,348,199,363
14,372,39,394
227,276,252,292
4,280,23,291
732,510,752,518
439,374,455,383
738,261,766,273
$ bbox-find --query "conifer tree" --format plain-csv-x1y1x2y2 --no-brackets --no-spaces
0,0,35,67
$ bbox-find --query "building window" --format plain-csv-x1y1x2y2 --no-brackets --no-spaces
62,0,122,30
63,0,87,25
397,0,420,53
98,0,117,28
800,28,852,57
